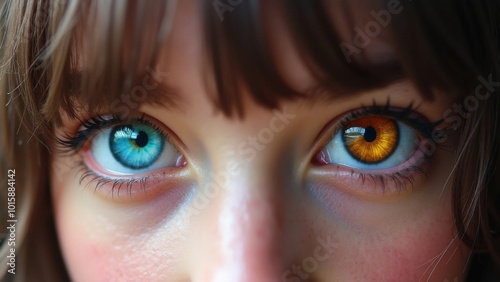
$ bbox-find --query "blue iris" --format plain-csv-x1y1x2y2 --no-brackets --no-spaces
109,124,165,169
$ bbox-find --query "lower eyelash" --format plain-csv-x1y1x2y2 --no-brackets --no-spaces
361,160,429,194
311,135,433,196
75,160,150,198
319,161,429,196
55,115,178,196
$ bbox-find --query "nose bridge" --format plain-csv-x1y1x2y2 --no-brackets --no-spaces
203,146,289,281
212,177,285,281
190,111,298,281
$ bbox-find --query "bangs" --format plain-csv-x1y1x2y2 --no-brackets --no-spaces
39,0,178,124
36,0,499,123
1,0,499,275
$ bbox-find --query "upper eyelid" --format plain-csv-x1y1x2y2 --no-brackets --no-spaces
56,115,169,154
310,105,440,156
336,106,440,138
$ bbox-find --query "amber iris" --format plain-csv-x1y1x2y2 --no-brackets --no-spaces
343,116,399,163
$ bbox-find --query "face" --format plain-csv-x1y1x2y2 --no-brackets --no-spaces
50,1,471,281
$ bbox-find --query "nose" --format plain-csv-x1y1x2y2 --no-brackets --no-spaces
216,188,283,281
187,157,293,282
213,174,286,282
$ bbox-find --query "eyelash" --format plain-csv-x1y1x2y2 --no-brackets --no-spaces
57,115,170,196
314,101,445,193
76,164,151,197
56,102,445,197
335,102,443,140
57,115,167,153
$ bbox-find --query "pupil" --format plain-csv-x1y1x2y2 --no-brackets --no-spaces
134,131,149,147
364,126,377,142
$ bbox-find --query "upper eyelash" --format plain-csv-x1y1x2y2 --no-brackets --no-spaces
56,115,171,196
335,101,445,142
56,114,166,154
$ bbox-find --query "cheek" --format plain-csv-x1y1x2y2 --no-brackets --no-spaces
54,199,152,281
341,216,468,281
307,182,470,281
304,147,471,280
51,169,186,281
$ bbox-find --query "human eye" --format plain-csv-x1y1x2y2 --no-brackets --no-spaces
57,115,186,198
311,104,443,195
91,121,183,174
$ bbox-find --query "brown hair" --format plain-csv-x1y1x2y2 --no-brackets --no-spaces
1,0,499,280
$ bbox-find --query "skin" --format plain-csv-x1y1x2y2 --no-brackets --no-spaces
51,1,471,281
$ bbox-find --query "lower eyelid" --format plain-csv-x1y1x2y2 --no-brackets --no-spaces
308,164,428,197
83,146,183,177
76,160,189,201
308,145,431,197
